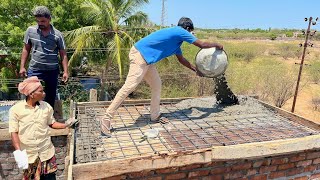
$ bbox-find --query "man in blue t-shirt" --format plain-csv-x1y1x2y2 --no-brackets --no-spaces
100,17,223,137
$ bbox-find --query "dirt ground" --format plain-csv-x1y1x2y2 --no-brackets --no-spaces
283,83,320,124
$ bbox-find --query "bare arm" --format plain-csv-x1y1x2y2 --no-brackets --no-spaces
11,132,21,150
176,54,204,77
176,54,196,72
193,39,223,49
19,44,31,77
50,122,67,129
59,49,69,82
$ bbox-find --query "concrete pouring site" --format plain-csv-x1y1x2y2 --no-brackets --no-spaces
68,96,320,180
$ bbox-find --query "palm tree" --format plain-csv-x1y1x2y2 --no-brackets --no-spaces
65,0,151,79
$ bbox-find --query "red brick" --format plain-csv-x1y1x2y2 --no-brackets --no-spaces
0,153,9,158
225,171,244,179
304,165,317,172
294,176,308,180
268,171,286,179
203,162,224,167
128,170,154,178
232,162,252,171
253,159,271,168
156,168,178,174
13,175,24,180
278,163,295,170
297,160,312,167
287,167,304,176
202,175,223,180
263,159,272,166
271,158,289,165
311,173,320,179
1,164,14,170
259,165,277,173
104,175,127,180
10,169,20,175
307,152,320,159
250,174,267,180
290,154,306,162
313,158,320,164
252,161,263,168
145,177,162,180
165,173,187,180
179,164,202,171
188,170,210,178
7,157,15,163
246,169,257,176
210,167,231,174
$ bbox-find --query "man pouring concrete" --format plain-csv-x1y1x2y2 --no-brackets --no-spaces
100,17,223,137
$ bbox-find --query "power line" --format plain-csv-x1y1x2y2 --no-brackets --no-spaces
0,28,156,36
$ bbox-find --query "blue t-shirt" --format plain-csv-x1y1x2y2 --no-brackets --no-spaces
134,26,197,64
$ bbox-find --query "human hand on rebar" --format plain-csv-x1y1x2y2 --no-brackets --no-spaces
13,149,28,169
65,117,78,128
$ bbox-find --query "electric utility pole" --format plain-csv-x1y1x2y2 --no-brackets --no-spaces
291,17,318,113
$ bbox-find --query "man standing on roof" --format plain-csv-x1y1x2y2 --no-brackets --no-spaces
19,6,69,109
100,17,223,137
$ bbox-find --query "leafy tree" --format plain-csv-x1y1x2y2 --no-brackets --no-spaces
65,0,152,79
0,0,84,95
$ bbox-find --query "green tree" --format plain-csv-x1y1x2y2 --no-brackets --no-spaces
65,0,152,79
0,0,84,95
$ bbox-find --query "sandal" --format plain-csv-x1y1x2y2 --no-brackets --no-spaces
151,114,169,124
100,113,112,138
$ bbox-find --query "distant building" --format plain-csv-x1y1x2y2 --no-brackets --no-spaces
293,31,303,38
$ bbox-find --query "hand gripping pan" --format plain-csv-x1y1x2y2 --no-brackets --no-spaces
195,47,228,78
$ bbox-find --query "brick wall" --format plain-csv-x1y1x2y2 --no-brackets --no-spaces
106,149,320,180
0,136,68,180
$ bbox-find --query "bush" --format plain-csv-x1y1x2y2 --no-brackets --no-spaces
269,33,277,40
227,58,298,108
224,42,267,63
278,43,301,60
306,61,320,84
312,97,320,111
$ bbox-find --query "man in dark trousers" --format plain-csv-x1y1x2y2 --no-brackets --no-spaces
19,6,68,109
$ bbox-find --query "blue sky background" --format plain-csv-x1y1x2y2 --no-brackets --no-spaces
141,0,320,30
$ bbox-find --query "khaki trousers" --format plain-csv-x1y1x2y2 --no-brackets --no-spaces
106,46,161,120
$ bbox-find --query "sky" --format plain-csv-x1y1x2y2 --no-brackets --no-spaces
141,0,320,30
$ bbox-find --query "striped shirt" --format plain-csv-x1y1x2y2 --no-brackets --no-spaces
23,25,66,70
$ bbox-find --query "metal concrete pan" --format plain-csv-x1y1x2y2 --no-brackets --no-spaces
195,47,228,78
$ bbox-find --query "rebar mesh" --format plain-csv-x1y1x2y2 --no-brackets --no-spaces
74,102,319,164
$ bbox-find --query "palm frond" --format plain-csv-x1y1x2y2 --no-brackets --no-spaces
122,11,148,26
65,0,151,77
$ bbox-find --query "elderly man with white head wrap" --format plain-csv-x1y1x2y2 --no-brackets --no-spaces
9,76,77,180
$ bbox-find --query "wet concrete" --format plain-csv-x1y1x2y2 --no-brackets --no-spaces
213,74,239,105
